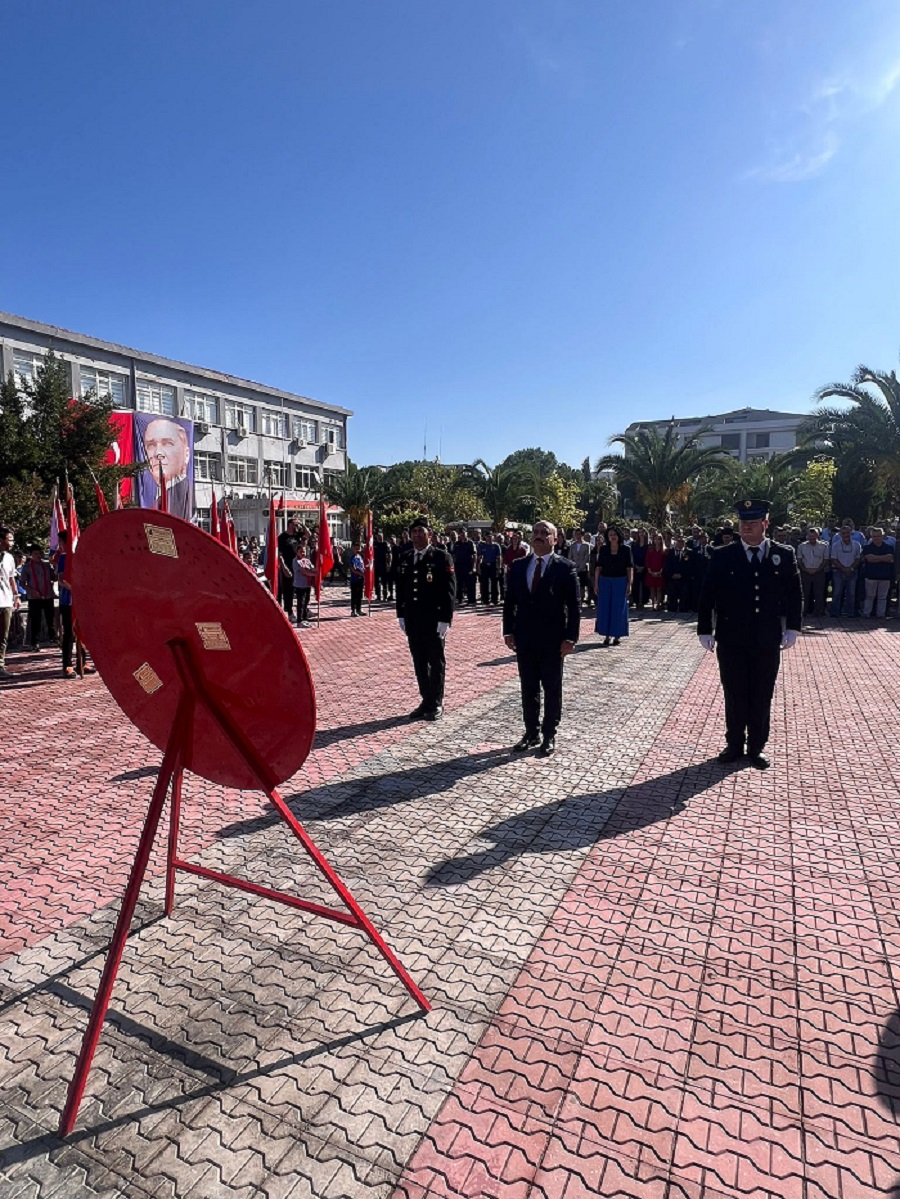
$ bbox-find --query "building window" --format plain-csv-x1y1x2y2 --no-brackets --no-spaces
323,470,342,489
263,460,291,488
194,452,223,482
295,467,318,491
196,507,211,533
720,433,741,451
322,424,345,450
79,365,128,407
13,349,51,387
186,392,219,424
226,456,259,485
291,417,318,444
748,432,770,449
261,409,288,438
136,379,176,415
225,403,256,433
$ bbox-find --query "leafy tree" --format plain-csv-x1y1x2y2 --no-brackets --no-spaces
322,461,398,540
464,460,534,530
0,475,51,549
0,371,33,484
786,458,836,526
579,477,618,529
796,360,900,521
729,454,796,526
596,423,733,527
538,472,585,531
499,447,559,481
0,353,135,530
402,461,486,526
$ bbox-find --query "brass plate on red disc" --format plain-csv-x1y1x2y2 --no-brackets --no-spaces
71,510,315,790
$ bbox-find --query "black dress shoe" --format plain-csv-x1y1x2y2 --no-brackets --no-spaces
537,736,556,758
748,753,770,770
601,637,611,647
513,733,541,751
716,747,743,763
409,704,428,720
425,706,443,721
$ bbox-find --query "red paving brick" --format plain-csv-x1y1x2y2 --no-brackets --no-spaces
0,594,521,961
394,622,900,1198
6,609,900,1197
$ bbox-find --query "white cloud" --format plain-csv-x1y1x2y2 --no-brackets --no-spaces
747,46,900,185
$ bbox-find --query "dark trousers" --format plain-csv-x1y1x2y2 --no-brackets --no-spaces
406,622,446,711
375,568,391,601
800,571,826,616
479,568,499,605
280,576,295,619
516,646,565,737
458,572,477,605
28,598,55,646
631,571,645,608
61,605,74,670
666,579,683,612
296,587,311,622
577,569,593,606
716,643,781,755
350,578,364,614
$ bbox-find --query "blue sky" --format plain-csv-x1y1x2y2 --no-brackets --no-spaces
4,0,900,469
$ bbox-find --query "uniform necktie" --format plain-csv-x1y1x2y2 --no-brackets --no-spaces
531,557,543,593
751,546,759,564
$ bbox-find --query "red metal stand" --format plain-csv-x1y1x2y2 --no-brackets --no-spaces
58,638,429,1137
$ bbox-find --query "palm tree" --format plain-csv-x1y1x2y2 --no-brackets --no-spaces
797,363,900,516
322,462,397,540
464,459,535,530
596,423,734,527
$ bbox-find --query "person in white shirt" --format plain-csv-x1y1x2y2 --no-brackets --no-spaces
829,526,861,617
796,528,829,618
0,527,20,679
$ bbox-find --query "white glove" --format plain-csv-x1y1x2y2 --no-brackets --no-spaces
437,621,449,638
397,618,406,634
781,630,797,650
698,635,716,652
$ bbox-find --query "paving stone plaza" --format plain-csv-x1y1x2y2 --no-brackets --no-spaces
2,601,900,1197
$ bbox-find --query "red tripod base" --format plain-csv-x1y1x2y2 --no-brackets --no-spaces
58,640,429,1137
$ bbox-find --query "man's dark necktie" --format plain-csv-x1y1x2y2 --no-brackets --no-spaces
531,557,543,593
751,547,759,564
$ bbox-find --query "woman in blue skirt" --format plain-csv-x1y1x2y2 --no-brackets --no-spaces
594,526,633,646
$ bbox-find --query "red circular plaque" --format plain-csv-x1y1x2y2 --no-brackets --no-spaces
70,510,316,790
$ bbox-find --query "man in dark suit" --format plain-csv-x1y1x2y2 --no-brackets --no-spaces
503,520,580,757
396,516,456,721
698,499,802,770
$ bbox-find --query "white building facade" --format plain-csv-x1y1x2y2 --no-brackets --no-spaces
624,407,807,464
0,311,351,539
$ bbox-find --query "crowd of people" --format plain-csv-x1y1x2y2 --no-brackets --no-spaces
1,512,898,683
270,515,900,629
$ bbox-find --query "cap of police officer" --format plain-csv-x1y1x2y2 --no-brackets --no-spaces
735,498,770,520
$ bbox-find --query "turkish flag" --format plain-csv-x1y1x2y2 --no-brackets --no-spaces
363,509,374,602
105,411,134,504
315,495,334,602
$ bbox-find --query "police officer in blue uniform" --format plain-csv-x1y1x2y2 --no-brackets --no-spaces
396,516,456,721
697,499,802,769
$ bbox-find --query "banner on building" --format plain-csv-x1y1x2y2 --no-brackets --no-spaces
106,411,135,504
134,413,195,521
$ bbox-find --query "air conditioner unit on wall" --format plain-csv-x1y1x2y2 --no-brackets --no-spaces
236,423,248,439
195,421,210,437
295,438,307,449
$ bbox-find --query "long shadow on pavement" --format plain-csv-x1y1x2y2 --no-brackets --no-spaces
874,1008,900,1196
425,759,725,886
0,1011,422,1168
215,747,513,842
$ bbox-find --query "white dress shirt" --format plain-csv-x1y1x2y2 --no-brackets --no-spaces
525,551,553,589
